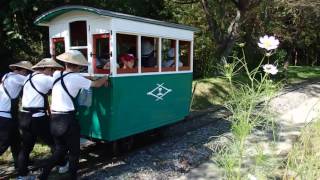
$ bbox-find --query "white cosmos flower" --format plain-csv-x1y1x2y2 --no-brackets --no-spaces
258,35,280,51
263,64,278,75
247,174,257,180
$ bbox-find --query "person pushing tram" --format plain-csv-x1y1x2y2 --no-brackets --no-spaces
17,58,64,179
0,61,33,169
37,50,108,180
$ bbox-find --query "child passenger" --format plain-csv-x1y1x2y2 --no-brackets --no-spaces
120,54,135,69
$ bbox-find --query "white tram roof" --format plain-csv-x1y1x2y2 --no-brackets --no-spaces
34,5,198,32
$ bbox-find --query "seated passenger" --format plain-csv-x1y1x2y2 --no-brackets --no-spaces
96,56,109,69
141,41,156,67
163,48,183,67
120,54,135,69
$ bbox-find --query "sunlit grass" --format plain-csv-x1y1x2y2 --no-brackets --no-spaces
191,77,232,109
284,119,320,179
191,65,320,110
0,143,50,163
284,66,320,84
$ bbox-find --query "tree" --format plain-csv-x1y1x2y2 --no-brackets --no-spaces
172,0,261,62
0,0,169,73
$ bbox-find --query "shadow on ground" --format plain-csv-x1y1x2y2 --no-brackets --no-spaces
0,107,232,180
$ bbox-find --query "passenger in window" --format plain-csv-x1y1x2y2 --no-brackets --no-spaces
141,41,156,67
120,54,135,69
96,56,109,69
102,59,111,70
163,48,183,67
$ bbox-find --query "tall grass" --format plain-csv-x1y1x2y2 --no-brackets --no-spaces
215,40,282,179
284,119,320,179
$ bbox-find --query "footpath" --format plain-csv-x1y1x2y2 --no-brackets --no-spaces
178,80,320,179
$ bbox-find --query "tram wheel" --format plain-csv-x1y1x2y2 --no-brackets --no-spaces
119,136,135,153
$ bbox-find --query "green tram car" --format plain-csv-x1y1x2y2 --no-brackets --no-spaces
35,6,198,142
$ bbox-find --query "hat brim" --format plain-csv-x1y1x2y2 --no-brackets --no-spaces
32,65,64,70
56,58,89,66
9,64,33,72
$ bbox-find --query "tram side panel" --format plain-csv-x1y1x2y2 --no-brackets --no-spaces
78,82,113,140
78,73,192,141
107,73,192,141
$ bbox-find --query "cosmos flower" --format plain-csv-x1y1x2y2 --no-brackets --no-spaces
263,64,278,75
247,174,257,180
258,35,280,51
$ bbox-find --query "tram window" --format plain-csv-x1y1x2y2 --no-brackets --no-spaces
93,33,110,74
70,21,87,46
116,34,138,74
141,36,159,73
52,38,65,60
161,39,177,72
179,41,191,71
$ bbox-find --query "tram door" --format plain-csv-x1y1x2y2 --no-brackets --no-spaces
92,33,110,74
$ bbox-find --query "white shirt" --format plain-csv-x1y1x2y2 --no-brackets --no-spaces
0,72,26,118
51,71,92,112
21,73,54,117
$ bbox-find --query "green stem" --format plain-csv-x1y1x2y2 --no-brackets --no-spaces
240,48,254,88
252,55,266,82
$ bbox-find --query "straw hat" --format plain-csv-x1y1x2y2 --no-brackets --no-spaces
32,58,64,70
56,50,88,66
9,61,33,71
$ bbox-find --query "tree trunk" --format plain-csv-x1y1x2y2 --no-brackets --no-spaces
200,0,222,43
294,49,298,66
218,9,241,63
200,0,245,64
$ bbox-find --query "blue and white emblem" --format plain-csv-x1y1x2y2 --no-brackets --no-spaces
147,83,172,101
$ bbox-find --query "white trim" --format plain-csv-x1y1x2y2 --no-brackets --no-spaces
158,37,162,72
113,70,192,77
191,40,194,72
69,46,88,49
90,74,110,77
49,36,53,56
115,30,192,42
138,35,141,73
175,40,179,72
87,23,93,75
110,31,117,76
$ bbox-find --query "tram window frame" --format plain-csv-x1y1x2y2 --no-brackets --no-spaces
178,40,191,71
92,33,111,74
141,36,159,73
69,20,88,73
51,37,65,60
69,21,87,47
161,39,176,72
116,33,138,74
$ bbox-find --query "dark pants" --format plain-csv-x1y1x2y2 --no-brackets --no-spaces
39,113,80,180
0,116,21,168
17,113,54,176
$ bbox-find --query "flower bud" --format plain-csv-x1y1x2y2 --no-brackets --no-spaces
238,43,245,47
